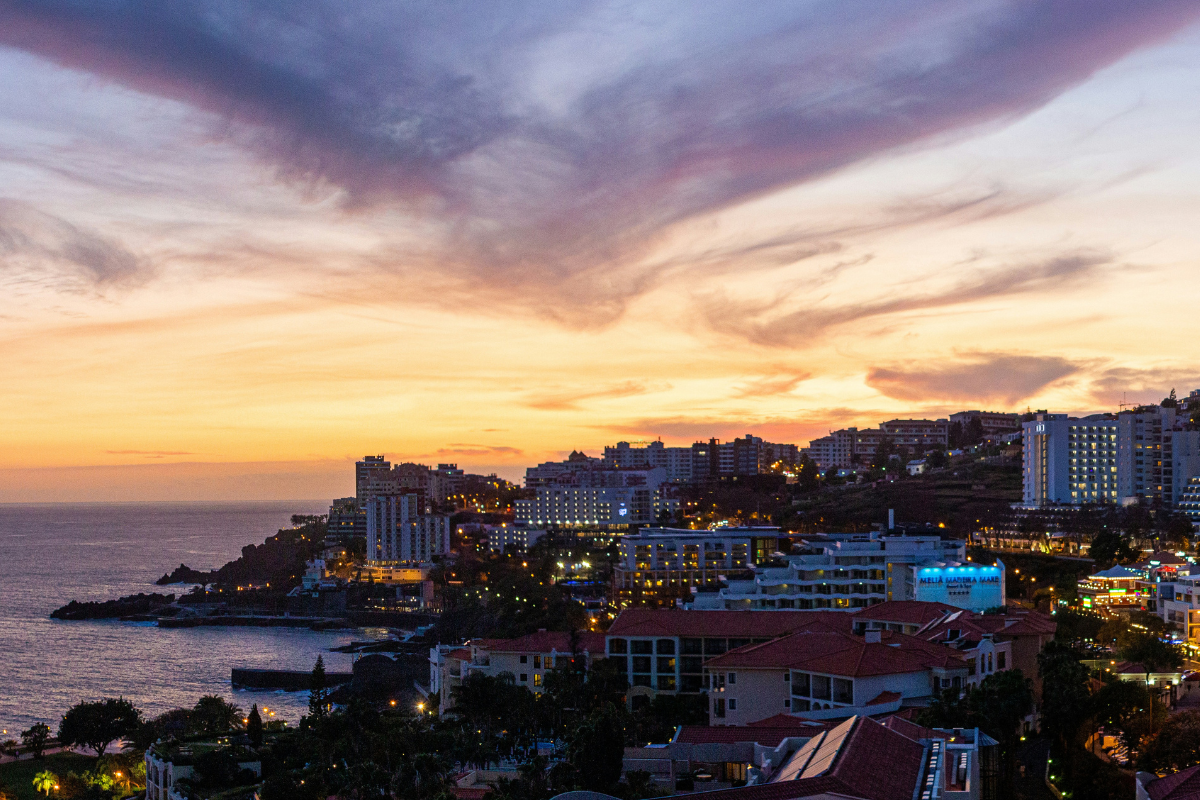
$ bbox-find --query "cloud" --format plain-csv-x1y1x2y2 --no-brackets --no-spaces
732,372,812,399
105,449,195,458
0,199,146,290
435,444,524,457
524,380,668,411
600,407,882,445
866,353,1080,405
0,1,1195,315
701,251,1114,347
1085,366,1200,408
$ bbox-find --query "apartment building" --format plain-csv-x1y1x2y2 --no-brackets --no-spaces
625,715,992,800
1022,413,1120,506
429,630,607,714
703,629,971,725
611,526,788,608
514,466,678,528
365,493,451,565
693,533,988,612
949,410,1021,438
605,608,852,695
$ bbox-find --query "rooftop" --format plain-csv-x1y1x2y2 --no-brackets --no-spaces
474,630,606,654
1145,765,1200,800
703,630,964,677
608,609,852,639
852,600,958,626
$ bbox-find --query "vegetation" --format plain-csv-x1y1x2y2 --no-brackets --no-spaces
58,699,141,759
21,725,51,760
156,518,328,591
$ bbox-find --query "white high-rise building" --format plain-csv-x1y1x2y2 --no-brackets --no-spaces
1022,413,1119,506
365,494,451,564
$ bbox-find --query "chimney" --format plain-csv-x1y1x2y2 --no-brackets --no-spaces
887,509,895,531
864,630,882,644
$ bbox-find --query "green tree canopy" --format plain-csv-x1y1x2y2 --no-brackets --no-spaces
1139,709,1200,773
21,723,51,759
1037,643,1091,746
247,704,263,748
568,704,625,793
59,698,142,758
190,695,243,737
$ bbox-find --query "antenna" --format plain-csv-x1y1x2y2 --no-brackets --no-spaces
1119,392,1131,412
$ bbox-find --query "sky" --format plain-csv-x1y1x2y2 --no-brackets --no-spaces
4,1,1200,501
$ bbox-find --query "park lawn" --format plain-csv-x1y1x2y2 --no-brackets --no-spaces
0,753,94,800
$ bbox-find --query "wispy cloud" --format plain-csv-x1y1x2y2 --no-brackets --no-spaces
732,372,812,399
866,353,1080,405
435,444,524,457
0,199,146,291
0,1,1195,315
524,380,668,411
105,449,195,458
700,251,1115,347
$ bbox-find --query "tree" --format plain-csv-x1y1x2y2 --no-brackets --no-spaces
247,704,264,748
1093,680,1158,756
190,696,243,737
22,723,51,759
309,655,330,719
32,772,57,797
568,705,625,792
968,669,1033,792
1139,709,1200,772
1089,531,1135,567
59,698,142,758
1119,632,1183,727
1038,643,1091,746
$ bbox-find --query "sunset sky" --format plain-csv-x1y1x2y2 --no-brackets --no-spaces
4,1,1200,501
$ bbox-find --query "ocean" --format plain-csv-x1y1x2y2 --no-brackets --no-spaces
0,502,383,737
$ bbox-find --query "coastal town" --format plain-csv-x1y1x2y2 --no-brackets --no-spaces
6,391,1200,800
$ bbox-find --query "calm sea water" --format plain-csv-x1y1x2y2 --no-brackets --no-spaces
0,502,382,737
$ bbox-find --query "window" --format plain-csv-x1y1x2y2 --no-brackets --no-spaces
519,674,528,682
681,657,703,674
811,675,832,701
520,655,528,664
533,673,543,687
681,638,703,655
657,657,676,672
792,672,810,697
714,698,725,718
533,655,541,669
833,678,853,705
631,640,653,655
657,675,676,691
728,699,737,710
704,639,728,656
998,652,1007,670
784,673,790,682
728,672,737,685
656,639,676,655
632,656,652,673
791,698,811,712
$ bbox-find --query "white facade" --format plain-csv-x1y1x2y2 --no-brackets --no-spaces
698,534,970,611
484,524,546,553
365,494,451,564
1023,414,1119,506
604,440,694,483
514,467,677,527
913,563,1006,613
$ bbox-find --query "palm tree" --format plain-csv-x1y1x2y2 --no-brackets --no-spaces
32,771,58,797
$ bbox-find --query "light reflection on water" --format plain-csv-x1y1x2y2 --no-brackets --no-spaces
0,502,386,733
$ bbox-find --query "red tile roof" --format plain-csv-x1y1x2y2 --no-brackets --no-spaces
608,609,852,639
1145,765,1200,800
865,691,901,706
675,725,825,747
851,601,958,626
476,630,606,654
703,630,964,677
665,717,925,800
